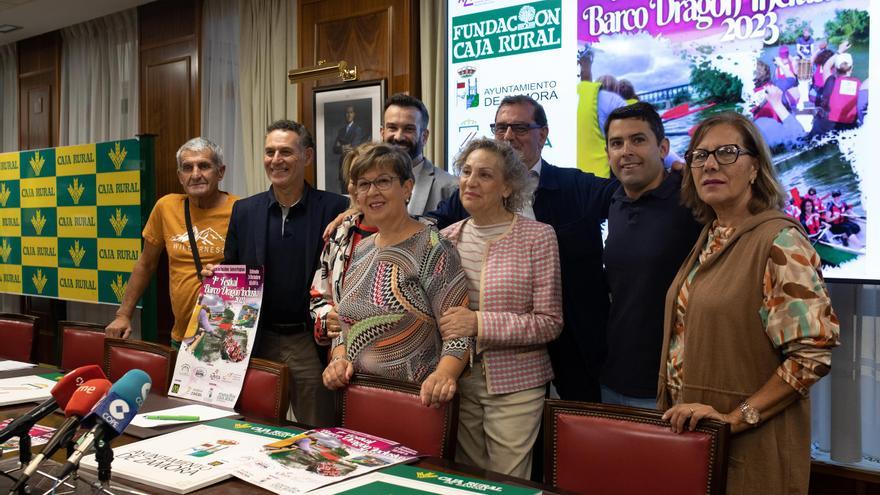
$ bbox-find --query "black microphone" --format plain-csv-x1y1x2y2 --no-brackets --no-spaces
57,369,151,481
9,378,110,494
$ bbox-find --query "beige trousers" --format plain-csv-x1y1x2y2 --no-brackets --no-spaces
455,363,546,479
258,331,336,427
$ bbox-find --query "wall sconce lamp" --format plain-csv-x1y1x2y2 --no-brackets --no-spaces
287,60,358,84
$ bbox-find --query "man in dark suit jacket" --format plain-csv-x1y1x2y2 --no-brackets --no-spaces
223,120,348,426
428,95,617,403
332,105,367,191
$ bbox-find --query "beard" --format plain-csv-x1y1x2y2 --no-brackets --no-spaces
387,137,422,160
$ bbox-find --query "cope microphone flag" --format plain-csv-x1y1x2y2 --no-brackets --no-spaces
9,378,111,492
58,369,152,480
0,364,106,445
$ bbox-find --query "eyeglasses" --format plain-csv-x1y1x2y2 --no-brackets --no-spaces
686,144,754,168
355,174,399,193
489,122,543,136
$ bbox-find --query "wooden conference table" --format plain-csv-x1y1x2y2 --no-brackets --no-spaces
0,364,558,494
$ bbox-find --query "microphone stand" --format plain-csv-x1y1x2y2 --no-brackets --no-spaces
0,428,34,494
95,435,113,486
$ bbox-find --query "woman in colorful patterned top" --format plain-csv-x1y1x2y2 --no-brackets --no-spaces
439,138,562,478
659,112,839,494
322,143,470,407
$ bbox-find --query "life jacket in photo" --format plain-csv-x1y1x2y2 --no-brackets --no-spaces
812,63,826,87
751,84,781,122
802,213,822,235
828,202,848,224
828,76,861,124
775,58,796,79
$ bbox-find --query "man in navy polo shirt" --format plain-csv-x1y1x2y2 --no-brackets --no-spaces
600,102,702,407
223,120,348,426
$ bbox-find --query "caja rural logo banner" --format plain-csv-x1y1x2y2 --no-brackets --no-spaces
0,139,143,304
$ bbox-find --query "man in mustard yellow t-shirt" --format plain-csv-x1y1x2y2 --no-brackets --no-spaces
105,137,239,348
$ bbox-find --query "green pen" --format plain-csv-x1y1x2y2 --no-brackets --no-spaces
144,415,201,421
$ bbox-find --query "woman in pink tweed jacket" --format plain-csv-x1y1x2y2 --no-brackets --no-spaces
439,138,562,479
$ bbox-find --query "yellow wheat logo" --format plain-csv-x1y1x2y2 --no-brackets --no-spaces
29,150,45,176
0,239,11,263
69,240,86,267
32,269,48,294
109,208,128,236
108,142,127,171
0,183,10,207
233,423,252,430
110,274,127,302
415,472,438,479
30,210,47,235
67,178,85,204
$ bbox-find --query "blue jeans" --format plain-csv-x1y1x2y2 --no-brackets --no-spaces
600,385,658,410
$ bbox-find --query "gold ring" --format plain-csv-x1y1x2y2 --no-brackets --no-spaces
689,408,695,416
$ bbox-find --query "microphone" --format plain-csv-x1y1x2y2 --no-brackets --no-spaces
0,364,106,445
58,369,152,480
10,378,111,492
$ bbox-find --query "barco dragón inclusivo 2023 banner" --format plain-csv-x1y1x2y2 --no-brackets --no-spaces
448,0,878,281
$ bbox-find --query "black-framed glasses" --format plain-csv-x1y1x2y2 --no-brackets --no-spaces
355,175,399,194
686,144,754,168
489,122,543,136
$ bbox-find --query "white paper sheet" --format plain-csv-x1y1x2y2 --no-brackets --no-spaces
0,360,37,372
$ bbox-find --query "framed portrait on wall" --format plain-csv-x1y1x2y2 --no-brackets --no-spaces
313,79,386,194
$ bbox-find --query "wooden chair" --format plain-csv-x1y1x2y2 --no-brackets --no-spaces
235,358,290,424
0,313,38,362
58,320,106,371
339,373,459,459
104,337,176,394
544,400,730,495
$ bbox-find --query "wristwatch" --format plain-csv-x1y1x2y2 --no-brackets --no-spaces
739,401,761,426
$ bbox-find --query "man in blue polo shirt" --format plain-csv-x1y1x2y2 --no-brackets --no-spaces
600,102,702,407
223,120,348,426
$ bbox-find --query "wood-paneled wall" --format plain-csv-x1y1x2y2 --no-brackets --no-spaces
138,0,202,344
298,0,419,184
139,0,201,199
17,31,66,364
17,32,60,152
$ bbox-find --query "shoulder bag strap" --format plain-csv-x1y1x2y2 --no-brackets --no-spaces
183,197,204,281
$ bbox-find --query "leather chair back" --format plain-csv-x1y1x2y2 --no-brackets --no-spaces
340,374,459,459
544,400,730,495
236,358,290,423
59,321,106,370
0,313,37,362
104,337,176,394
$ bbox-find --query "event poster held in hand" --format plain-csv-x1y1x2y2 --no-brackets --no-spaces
231,427,419,495
168,265,263,407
